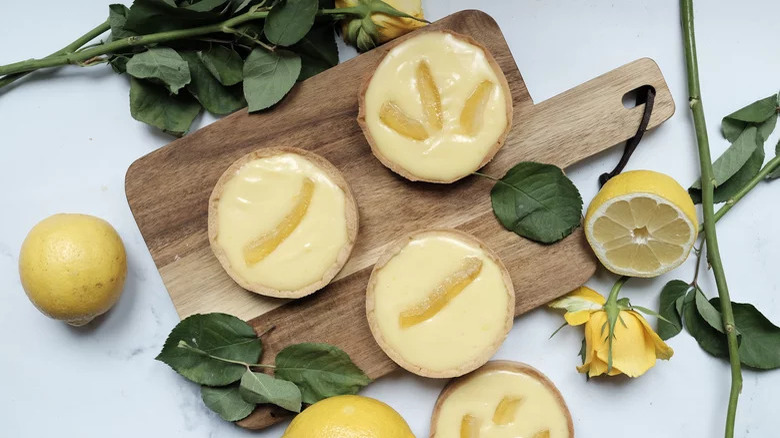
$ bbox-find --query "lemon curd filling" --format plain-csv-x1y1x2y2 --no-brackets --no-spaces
434,368,571,438
364,31,509,182
369,232,512,376
214,153,348,292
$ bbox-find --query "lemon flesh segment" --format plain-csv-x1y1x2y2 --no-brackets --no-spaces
590,194,695,276
380,101,429,141
533,430,551,438
416,60,443,130
460,80,494,136
398,256,483,328
460,414,481,438
492,396,524,425
243,177,315,266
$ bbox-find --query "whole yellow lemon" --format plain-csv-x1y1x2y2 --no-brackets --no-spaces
19,213,127,326
282,395,415,438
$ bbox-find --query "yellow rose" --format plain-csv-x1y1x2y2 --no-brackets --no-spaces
550,286,674,378
335,0,426,51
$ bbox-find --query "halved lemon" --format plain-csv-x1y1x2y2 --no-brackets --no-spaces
584,170,698,278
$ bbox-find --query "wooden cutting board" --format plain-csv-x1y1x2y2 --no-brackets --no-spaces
125,10,674,429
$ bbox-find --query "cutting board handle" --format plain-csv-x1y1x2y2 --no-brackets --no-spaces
509,58,675,170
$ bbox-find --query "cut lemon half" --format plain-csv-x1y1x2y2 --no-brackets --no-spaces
584,170,698,278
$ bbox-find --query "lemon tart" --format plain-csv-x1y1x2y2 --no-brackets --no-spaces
431,361,574,438
208,147,358,299
358,30,513,183
366,230,514,378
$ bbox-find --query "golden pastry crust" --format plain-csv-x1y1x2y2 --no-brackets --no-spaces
429,360,575,438
208,147,359,299
357,30,514,184
365,229,515,378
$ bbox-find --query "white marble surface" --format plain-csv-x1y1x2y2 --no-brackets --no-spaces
1,1,779,436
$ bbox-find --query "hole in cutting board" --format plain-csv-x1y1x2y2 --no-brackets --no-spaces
622,85,655,109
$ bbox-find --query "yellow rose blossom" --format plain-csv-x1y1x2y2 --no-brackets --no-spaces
549,282,674,378
335,0,426,51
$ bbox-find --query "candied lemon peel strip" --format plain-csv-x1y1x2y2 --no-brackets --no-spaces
380,101,429,141
460,414,481,438
243,177,315,266
416,60,443,131
460,80,495,136
492,396,524,425
399,256,483,328
533,430,551,438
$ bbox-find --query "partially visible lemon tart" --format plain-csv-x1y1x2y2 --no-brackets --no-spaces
430,361,574,438
358,30,513,183
366,230,514,378
208,147,358,299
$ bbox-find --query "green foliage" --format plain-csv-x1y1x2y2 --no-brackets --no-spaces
712,299,780,370
690,94,779,203
126,47,191,93
239,370,302,412
201,384,255,421
129,77,202,136
294,24,339,81
181,51,246,115
155,313,262,385
199,45,244,86
108,4,135,40
488,162,583,244
243,48,301,111
659,283,780,370
275,343,372,404
264,0,320,46
657,280,688,340
124,0,227,34
769,139,780,180
97,0,349,134
157,313,369,423
683,288,730,358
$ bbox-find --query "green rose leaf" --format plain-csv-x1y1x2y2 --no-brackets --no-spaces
264,0,319,46
181,51,245,115
239,370,302,413
183,0,231,12
243,48,301,112
711,299,780,370
155,313,262,386
199,45,244,86
109,55,131,74
201,384,255,422
274,343,371,405
294,24,339,81
489,162,583,244
695,289,724,333
690,126,758,190
108,4,135,40
724,94,778,123
126,47,191,94
129,78,202,136
657,280,688,340
231,0,256,13
683,289,729,358
125,0,224,34
721,117,746,143
757,112,778,142
768,139,780,180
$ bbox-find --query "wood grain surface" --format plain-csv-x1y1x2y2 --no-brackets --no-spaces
125,10,674,430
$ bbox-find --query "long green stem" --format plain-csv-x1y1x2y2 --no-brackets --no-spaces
681,2,742,437
0,7,362,77
0,19,110,89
